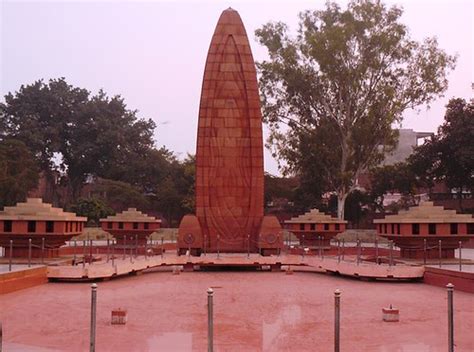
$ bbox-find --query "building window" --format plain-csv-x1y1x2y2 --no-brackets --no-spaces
46,221,54,233
335,224,340,231
119,222,124,230
144,222,149,230
324,223,329,231
468,223,474,234
4,220,12,232
450,223,458,235
28,221,36,233
299,224,305,231
133,222,139,230
429,223,436,235
391,224,394,234
412,223,420,235
107,222,112,229
384,224,388,233
397,224,400,234
310,223,315,231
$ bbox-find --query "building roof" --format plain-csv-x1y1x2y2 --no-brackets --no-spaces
285,209,347,224
0,198,87,222
99,208,160,223
374,201,474,224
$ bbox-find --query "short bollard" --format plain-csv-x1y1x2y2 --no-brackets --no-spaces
447,283,454,352
207,288,214,352
382,304,399,322
9,240,13,272
458,241,462,272
90,283,97,352
334,289,341,352
28,238,32,267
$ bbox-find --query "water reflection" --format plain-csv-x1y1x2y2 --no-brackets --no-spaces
147,332,192,351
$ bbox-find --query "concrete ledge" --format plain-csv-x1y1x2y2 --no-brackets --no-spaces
423,267,474,293
0,266,48,294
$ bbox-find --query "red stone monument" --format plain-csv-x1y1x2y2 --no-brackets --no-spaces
285,209,347,248
374,201,474,259
177,8,283,255
100,208,161,245
0,198,87,257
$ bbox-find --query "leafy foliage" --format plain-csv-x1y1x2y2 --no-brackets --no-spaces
69,197,114,225
255,0,456,218
0,139,39,208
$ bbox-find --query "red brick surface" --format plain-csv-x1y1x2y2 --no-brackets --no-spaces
179,8,282,253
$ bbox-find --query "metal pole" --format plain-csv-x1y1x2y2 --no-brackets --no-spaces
247,234,250,259
89,239,93,264
130,238,133,263
90,283,97,352
318,236,322,258
423,239,427,265
28,238,32,267
9,240,12,272
83,240,86,268
41,238,45,264
277,234,281,257
375,238,378,264
161,237,164,259
322,237,324,260
106,238,110,262
188,242,191,259
74,240,77,265
439,240,442,268
389,241,393,267
356,239,360,266
217,236,220,259
337,240,341,263
111,240,115,266
458,241,462,272
447,283,454,352
204,234,207,256
144,238,148,259
207,288,214,352
135,235,138,258
123,235,126,260
342,239,345,261
334,289,341,352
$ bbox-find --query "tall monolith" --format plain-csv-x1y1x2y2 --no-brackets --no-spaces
178,8,283,255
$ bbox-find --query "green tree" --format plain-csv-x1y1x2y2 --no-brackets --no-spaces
255,0,456,219
0,139,39,208
409,98,474,210
69,197,114,225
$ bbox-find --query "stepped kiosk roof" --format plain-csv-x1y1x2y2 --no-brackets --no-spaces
374,202,474,224
0,198,86,222
99,208,161,224
285,209,347,224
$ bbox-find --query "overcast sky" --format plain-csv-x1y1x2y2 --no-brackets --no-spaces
1,0,473,175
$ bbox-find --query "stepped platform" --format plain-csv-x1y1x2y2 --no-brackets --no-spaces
47,253,424,281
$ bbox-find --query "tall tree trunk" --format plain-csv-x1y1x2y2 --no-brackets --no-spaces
337,191,347,220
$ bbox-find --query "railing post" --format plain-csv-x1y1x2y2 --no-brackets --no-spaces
28,238,32,267
90,283,97,352
318,236,322,258
374,238,378,264
423,239,427,265
129,238,133,263
458,241,462,272
342,239,345,261
337,240,341,263
9,240,13,272
334,289,341,352
111,239,115,266
217,236,220,259
41,238,45,264
106,238,110,262
356,239,361,266
439,240,442,268
83,240,86,268
89,239,93,264
447,283,454,352
389,241,393,267
207,288,214,352
247,234,250,259
135,235,138,258
204,234,207,257
161,237,164,259
73,239,77,265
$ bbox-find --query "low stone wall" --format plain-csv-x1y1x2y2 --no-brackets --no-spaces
423,267,474,293
0,266,48,294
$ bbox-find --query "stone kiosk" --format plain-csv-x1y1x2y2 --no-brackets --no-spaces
285,209,347,248
374,201,474,259
0,198,86,258
100,208,161,245
177,8,283,255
